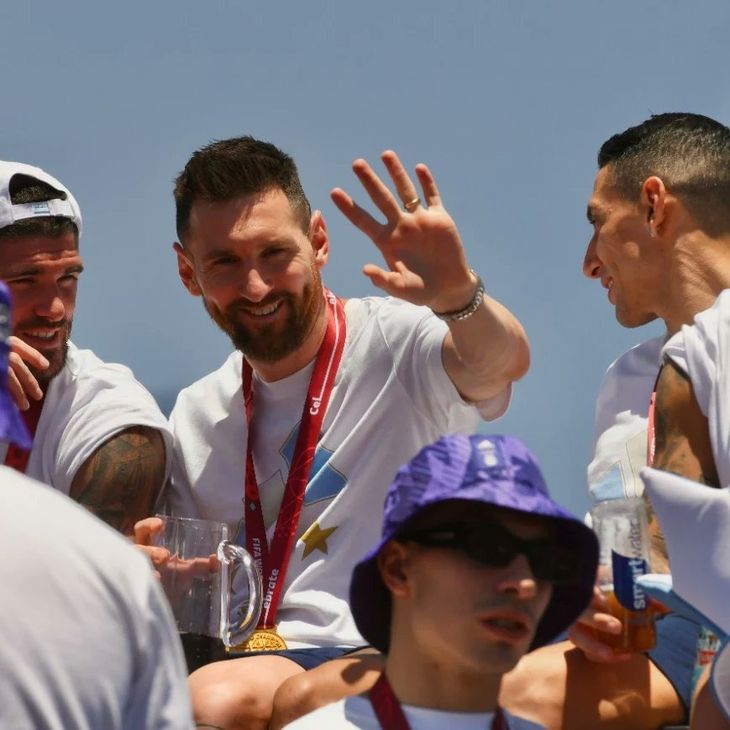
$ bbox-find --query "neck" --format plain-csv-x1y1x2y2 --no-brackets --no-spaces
245,310,329,382
662,233,730,334
383,631,501,713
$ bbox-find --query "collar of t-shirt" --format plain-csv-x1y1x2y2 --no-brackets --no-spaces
347,694,496,729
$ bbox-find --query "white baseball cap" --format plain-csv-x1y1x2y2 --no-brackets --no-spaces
0,160,82,237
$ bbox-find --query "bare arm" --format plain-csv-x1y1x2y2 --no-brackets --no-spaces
648,359,718,571
441,291,529,402
331,150,529,403
69,425,167,536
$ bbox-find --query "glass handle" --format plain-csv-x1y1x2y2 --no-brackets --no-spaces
217,540,263,648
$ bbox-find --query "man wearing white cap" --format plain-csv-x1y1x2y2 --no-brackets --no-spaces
0,161,172,534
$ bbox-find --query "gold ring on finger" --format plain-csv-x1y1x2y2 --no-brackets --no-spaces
403,197,421,213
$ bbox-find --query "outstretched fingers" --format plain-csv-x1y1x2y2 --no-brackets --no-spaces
381,150,421,211
330,187,385,240
415,163,442,208
351,157,402,221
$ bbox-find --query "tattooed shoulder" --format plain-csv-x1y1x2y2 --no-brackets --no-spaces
652,359,718,486
69,426,167,536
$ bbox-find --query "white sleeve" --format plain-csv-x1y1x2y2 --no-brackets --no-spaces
44,358,172,493
378,301,507,427
124,576,193,729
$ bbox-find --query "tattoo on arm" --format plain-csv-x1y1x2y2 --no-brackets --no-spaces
653,360,718,485
69,426,167,536
647,360,719,572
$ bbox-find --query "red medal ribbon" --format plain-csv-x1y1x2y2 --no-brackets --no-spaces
646,366,663,467
647,388,657,467
3,395,44,473
369,673,508,730
242,290,345,629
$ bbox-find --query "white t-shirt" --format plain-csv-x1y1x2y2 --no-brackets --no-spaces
663,289,730,487
167,297,508,648
285,695,545,729
587,336,664,503
0,341,172,493
0,465,192,730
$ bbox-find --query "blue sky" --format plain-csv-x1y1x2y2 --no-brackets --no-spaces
2,1,728,516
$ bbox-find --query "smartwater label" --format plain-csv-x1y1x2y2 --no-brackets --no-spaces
612,549,648,611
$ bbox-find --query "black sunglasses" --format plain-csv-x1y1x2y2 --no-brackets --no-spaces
399,520,582,584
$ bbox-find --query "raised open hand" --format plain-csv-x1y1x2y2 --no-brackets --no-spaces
331,150,476,313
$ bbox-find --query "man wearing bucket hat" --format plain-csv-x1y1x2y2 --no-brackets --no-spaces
285,433,598,729
0,281,193,729
0,160,172,534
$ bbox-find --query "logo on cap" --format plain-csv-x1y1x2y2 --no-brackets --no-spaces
30,202,51,216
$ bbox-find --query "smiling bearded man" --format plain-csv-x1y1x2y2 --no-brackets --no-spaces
137,135,531,730
0,161,172,535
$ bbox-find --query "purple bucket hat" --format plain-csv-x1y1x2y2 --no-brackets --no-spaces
0,283,32,449
350,433,598,652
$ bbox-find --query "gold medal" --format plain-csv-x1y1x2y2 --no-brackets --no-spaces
228,627,288,653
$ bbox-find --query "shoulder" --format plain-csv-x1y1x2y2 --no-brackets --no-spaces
662,291,730,389
65,342,137,382
346,296,435,329
63,342,163,407
344,296,445,352
594,336,664,420
173,351,242,407
603,336,665,384
171,352,243,426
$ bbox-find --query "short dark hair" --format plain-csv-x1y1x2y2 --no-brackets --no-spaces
598,113,730,235
174,136,312,243
0,174,79,242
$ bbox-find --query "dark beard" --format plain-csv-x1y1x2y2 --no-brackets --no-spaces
205,276,324,363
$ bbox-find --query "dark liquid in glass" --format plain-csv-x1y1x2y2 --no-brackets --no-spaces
179,633,227,673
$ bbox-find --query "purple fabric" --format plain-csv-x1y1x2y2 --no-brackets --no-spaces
382,435,575,538
0,283,32,449
350,434,598,653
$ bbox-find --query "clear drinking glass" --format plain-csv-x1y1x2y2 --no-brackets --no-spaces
152,515,262,672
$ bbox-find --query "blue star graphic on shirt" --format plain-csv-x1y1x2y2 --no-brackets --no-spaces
281,424,347,505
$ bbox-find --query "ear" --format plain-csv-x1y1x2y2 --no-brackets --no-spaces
308,210,330,270
174,242,202,297
377,541,412,598
641,176,668,238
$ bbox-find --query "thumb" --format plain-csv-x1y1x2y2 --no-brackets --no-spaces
134,516,164,546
